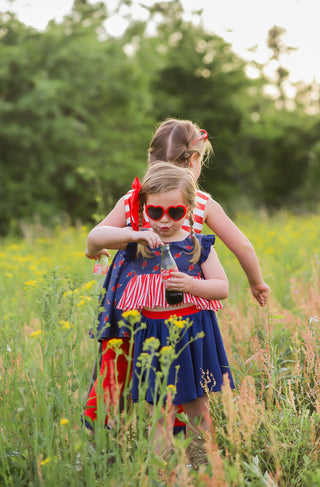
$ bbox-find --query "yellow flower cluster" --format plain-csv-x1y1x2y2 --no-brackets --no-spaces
167,384,177,396
84,280,96,290
59,320,74,330
24,279,38,289
30,329,42,338
107,338,124,350
76,296,92,307
173,319,187,329
40,457,50,466
143,336,160,352
160,345,174,356
122,310,141,318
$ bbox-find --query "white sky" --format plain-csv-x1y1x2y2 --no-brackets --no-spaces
1,0,319,83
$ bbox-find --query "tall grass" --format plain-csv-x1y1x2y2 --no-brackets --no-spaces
1,213,320,486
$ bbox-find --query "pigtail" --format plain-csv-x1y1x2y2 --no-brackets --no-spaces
138,197,144,231
137,193,153,259
188,213,201,264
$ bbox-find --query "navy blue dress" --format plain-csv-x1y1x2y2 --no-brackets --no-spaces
114,234,234,405
92,248,135,340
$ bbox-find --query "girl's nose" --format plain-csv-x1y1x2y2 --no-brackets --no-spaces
159,213,170,223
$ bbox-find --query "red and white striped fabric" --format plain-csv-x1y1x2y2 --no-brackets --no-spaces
124,188,209,233
117,274,223,312
182,190,209,234
124,189,135,226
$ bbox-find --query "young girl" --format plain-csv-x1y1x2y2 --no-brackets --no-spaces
83,118,269,431
86,162,234,453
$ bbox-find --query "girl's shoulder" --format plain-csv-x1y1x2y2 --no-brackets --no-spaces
194,233,216,264
194,232,215,244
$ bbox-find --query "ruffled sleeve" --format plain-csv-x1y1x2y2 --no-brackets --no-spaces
199,234,216,265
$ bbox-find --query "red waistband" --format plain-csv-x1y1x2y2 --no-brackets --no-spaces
141,306,198,319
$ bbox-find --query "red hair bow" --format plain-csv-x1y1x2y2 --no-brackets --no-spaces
128,177,141,231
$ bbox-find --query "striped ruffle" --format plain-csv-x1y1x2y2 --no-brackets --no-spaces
117,274,222,312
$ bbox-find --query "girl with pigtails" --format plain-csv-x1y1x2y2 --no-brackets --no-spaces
86,161,234,454
83,118,269,432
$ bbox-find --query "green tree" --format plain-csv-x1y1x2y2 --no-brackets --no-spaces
117,0,256,206
1,0,319,236
0,2,153,235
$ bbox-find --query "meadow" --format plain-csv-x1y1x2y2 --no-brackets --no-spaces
1,211,320,486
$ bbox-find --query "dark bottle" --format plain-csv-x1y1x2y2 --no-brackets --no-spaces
160,243,184,305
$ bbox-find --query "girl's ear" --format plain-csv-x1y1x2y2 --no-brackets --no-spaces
189,152,200,167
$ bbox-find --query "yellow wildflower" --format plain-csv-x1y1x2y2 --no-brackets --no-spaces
24,280,37,289
84,280,96,290
143,336,160,351
173,319,186,329
160,345,174,355
167,384,177,396
40,457,50,466
107,338,123,350
76,296,92,307
122,310,140,318
59,320,73,330
30,329,42,338
60,418,69,426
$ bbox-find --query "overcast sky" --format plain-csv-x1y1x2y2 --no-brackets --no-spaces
1,0,319,83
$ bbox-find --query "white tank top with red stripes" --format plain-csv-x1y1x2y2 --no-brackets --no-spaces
124,188,209,232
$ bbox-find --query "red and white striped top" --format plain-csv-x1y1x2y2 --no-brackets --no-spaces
124,189,209,233
117,274,223,312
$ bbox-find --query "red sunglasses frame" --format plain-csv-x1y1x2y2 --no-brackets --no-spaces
190,129,208,146
145,204,188,221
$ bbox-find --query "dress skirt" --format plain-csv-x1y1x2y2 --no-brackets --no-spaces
131,308,234,405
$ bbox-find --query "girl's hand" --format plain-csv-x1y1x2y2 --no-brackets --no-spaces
134,230,163,248
166,271,194,293
251,282,270,307
85,248,111,260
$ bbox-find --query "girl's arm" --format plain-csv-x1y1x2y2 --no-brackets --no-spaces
85,196,128,259
167,247,229,301
95,196,127,228
204,197,270,306
86,226,163,257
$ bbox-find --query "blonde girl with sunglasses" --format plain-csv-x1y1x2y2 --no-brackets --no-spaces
86,161,233,455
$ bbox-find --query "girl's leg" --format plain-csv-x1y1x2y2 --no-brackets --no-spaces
149,404,177,457
84,338,132,429
182,395,211,434
182,396,211,468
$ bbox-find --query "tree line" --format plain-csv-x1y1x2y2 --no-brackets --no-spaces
0,0,319,236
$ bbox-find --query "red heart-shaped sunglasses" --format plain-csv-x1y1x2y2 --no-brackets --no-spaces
145,205,188,221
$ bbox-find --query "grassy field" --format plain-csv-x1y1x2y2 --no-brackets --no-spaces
1,211,320,486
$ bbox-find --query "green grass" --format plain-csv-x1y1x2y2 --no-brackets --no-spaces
1,212,320,486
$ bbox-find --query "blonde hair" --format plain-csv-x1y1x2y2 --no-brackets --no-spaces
148,118,213,168
138,161,201,263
